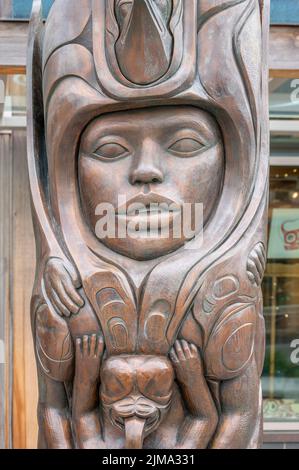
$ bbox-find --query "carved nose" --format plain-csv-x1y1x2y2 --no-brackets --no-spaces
130,165,164,186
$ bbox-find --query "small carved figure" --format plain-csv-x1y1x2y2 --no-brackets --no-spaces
72,337,217,449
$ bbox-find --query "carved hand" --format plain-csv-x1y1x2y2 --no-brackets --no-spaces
75,334,104,385
169,340,203,387
44,257,84,317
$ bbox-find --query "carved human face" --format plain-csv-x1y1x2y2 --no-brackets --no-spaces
79,106,223,260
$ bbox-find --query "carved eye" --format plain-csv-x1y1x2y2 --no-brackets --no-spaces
168,138,205,156
93,143,129,160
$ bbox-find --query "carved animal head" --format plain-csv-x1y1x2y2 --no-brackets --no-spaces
100,355,174,448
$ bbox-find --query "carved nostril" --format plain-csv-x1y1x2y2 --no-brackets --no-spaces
130,169,164,186
152,177,161,184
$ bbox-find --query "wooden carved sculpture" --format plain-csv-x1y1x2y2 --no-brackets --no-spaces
27,0,270,449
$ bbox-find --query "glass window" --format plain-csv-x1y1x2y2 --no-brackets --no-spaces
270,78,299,119
0,74,26,128
262,166,299,423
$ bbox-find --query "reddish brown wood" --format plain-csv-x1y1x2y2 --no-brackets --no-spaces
27,0,270,449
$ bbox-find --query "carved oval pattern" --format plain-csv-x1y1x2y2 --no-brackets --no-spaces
222,323,254,372
144,300,171,344
35,304,74,381
212,275,239,300
108,318,129,350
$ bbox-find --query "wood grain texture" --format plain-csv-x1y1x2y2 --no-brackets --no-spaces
11,130,37,449
0,131,12,449
0,22,28,74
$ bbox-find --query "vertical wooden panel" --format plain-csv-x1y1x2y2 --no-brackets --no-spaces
11,130,37,449
0,1,12,19
0,131,12,449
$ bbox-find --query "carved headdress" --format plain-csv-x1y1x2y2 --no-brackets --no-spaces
28,0,269,359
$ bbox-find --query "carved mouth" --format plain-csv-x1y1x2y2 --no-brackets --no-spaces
117,193,181,214
126,203,177,217
116,193,181,232
110,409,160,435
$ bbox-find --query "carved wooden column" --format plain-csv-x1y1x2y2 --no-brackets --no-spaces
27,0,270,449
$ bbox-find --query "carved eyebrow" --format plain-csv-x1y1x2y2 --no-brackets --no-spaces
117,0,133,7
158,119,220,144
82,114,220,145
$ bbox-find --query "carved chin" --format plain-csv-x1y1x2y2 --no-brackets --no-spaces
98,234,191,261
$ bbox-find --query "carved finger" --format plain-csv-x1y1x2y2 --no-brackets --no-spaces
89,334,97,356
249,254,264,279
75,338,82,357
190,343,200,358
50,278,80,315
45,274,70,315
247,259,260,285
174,340,185,361
44,272,52,292
64,261,82,289
181,340,192,359
256,244,266,266
96,335,104,357
169,348,179,364
44,275,65,315
82,335,89,356
61,277,84,309
50,289,71,317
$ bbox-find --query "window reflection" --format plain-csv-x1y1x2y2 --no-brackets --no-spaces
0,74,26,128
263,166,299,421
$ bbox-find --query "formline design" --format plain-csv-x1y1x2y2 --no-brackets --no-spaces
27,0,270,449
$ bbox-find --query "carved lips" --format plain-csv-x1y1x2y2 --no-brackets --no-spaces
116,192,181,233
